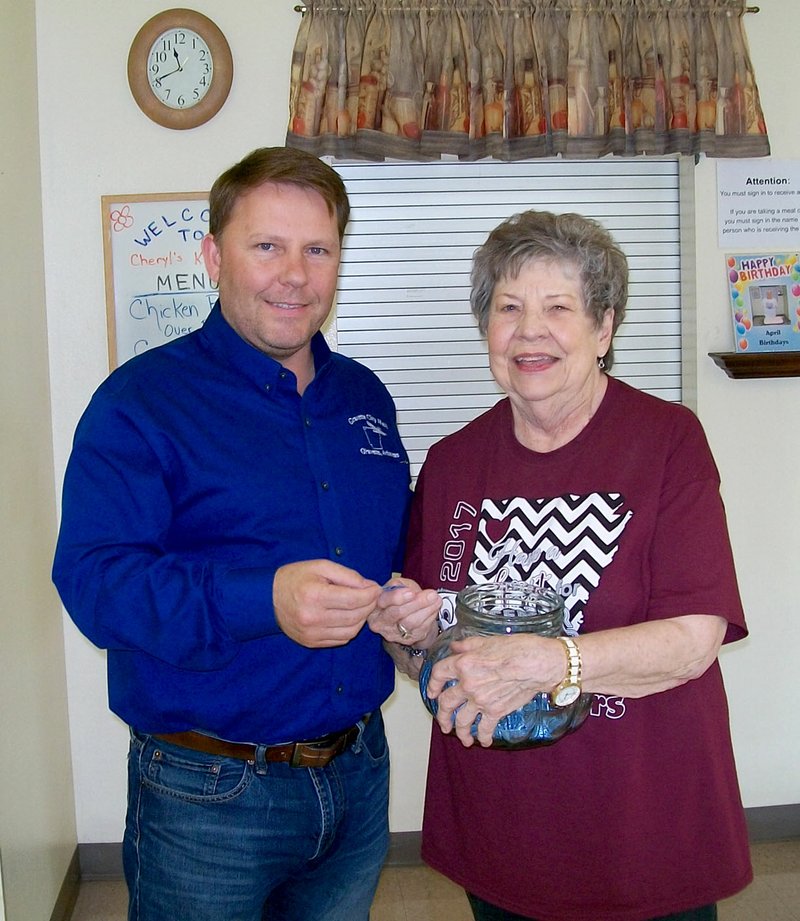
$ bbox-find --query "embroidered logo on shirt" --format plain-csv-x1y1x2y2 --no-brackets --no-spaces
348,413,401,458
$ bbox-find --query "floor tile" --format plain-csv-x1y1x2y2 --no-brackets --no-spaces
70,879,127,921
69,838,800,921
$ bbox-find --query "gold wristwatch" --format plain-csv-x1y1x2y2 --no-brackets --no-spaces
551,636,582,707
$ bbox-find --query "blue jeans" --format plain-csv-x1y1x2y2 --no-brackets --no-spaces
124,712,389,921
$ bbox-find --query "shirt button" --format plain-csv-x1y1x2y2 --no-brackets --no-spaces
336,685,344,694
264,383,271,393
334,547,343,557
321,481,330,491
305,418,312,427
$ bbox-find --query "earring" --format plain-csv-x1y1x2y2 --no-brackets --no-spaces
598,356,606,370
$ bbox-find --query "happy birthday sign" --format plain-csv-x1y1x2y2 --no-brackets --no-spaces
726,252,800,353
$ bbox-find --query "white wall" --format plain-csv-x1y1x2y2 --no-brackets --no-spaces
693,9,800,810
36,0,799,845
0,0,78,917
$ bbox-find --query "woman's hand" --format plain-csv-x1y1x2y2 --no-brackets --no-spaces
367,578,441,648
382,638,425,679
426,614,729,748
426,634,565,748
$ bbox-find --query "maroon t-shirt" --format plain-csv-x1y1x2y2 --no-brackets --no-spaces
405,378,752,921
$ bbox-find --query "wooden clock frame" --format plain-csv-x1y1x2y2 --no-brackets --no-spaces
127,8,233,130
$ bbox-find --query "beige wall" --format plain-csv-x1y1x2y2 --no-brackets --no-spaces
0,0,78,918
26,0,800,859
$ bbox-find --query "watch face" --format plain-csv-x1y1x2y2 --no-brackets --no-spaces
147,28,213,110
553,685,581,707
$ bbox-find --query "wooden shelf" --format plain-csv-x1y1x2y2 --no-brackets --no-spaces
708,352,800,379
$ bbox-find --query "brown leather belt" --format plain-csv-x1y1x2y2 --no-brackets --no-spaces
153,718,366,769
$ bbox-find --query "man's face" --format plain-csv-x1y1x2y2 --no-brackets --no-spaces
202,181,341,372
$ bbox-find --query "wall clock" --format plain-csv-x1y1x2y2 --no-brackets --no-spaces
127,9,233,130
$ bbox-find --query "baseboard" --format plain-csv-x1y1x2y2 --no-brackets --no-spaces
77,843,124,881
386,830,422,866
49,846,80,921
75,804,800,882
744,803,800,842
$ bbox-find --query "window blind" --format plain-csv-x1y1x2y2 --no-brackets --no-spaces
332,159,681,479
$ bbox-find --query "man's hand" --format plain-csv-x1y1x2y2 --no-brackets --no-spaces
273,560,382,648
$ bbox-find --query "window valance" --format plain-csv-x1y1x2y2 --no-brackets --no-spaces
285,0,769,161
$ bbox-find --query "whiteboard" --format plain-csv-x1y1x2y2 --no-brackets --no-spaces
101,192,216,368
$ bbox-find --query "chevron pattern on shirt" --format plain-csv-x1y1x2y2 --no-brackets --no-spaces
468,494,633,634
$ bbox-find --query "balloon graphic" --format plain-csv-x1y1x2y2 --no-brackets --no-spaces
793,284,800,296
729,270,739,283
744,319,751,330
727,257,736,268
739,338,749,350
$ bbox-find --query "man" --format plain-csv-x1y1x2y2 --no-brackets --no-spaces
53,147,440,921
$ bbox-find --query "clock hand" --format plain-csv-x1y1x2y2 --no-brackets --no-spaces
154,57,188,82
155,67,178,83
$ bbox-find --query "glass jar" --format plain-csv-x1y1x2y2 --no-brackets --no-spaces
419,582,593,749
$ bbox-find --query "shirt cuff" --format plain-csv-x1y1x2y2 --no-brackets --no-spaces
215,567,279,642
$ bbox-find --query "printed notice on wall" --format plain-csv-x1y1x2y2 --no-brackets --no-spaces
718,159,800,249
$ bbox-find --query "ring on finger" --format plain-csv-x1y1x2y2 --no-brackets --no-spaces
397,622,410,639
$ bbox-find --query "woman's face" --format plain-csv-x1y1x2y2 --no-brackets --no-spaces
486,258,613,413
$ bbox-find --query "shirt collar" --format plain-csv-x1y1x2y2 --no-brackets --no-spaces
198,301,333,392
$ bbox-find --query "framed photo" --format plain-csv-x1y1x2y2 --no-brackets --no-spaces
726,253,800,352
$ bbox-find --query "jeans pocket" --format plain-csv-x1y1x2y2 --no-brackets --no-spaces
354,712,389,767
138,735,252,803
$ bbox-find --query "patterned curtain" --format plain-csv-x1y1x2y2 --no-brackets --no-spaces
285,0,769,161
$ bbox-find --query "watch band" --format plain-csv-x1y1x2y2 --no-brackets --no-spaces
559,636,582,682
551,635,583,707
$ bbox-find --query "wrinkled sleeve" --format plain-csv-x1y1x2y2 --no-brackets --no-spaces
52,391,279,670
646,410,747,645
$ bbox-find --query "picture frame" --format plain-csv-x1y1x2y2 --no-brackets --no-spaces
726,253,800,353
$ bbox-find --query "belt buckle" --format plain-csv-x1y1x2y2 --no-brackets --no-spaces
290,735,341,768
290,740,335,767
290,742,308,768
287,723,359,768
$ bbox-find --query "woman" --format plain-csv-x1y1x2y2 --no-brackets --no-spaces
398,211,751,921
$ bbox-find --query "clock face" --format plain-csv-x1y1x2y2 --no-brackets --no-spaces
147,28,213,110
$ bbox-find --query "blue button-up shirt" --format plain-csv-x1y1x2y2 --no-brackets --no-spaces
53,304,411,742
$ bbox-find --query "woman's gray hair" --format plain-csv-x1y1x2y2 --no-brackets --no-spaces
470,210,628,370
